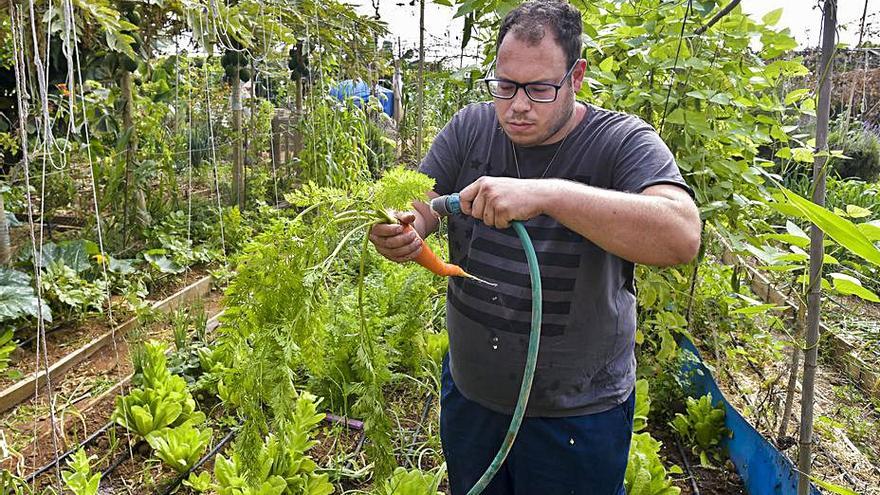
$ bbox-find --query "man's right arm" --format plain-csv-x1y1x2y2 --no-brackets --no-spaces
368,191,440,263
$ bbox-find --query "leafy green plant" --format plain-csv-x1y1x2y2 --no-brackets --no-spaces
0,469,31,495
633,379,650,433
221,167,435,479
375,465,446,495
0,328,16,372
0,267,50,323
113,340,203,436
113,387,186,436
183,471,213,492
209,392,331,494
670,393,730,466
146,420,213,473
213,454,287,495
40,261,106,317
625,432,681,495
61,448,101,495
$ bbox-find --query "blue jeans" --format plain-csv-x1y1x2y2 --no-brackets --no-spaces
440,356,633,495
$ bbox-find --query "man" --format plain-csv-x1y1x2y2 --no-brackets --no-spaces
370,1,701,493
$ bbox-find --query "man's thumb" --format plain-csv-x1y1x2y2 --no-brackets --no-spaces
397,211,417,225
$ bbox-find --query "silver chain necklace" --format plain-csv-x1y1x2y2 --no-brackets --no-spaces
511,132,569,179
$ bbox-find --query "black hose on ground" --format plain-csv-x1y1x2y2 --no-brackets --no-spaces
156,425,239,495
101,440,144,478
674,435,701,495
25,420,115,483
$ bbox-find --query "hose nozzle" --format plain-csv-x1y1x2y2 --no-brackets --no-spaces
430,193,462,217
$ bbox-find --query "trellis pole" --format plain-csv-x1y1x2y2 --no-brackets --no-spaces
416,0,425,160
232,63,245,210
797,1,836,493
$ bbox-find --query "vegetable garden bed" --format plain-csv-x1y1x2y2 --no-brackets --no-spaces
2,278,223,474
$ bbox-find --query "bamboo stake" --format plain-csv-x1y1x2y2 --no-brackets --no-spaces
416,0,425,160
232,64,244,210
797,1,836,493
777,302,804,444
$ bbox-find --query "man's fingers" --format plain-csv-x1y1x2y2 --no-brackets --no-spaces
459,180,481,216
385,238,423,261
471,192,486,221
483,205,495,229
378,230,417,250
370,222,406,238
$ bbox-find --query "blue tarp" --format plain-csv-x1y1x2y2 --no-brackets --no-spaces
329,79,394,118
677,337,822,495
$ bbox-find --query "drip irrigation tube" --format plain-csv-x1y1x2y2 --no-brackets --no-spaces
25,419,114,483
101,440,144,478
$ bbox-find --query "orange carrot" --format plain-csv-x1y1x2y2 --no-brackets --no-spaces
403,224,495,286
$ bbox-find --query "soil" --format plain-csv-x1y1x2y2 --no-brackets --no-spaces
649,424,747,495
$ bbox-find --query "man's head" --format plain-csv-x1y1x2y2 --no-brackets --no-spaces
491,0,585,147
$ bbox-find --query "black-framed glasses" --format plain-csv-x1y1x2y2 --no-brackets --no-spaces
480,60,578,103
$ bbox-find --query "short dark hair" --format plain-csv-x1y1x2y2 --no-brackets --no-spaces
497,0,583,69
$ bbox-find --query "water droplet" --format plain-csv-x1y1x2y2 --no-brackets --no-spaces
569,438,575,445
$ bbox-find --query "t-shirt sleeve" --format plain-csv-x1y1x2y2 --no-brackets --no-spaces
418,109,466,196
611,122,694,198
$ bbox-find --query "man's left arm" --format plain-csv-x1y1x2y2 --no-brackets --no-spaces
459,177,701,267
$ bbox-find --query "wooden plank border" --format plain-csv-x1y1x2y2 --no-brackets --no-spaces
0,275,215,414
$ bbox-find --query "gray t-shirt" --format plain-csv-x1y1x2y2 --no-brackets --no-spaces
420,102,691,417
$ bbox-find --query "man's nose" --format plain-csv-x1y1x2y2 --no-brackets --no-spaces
510,87,531,114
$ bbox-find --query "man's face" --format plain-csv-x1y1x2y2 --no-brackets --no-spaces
493,33,583,147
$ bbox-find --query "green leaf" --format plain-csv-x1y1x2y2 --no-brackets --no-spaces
828,273,880,302
784,88,810,105
108,257,137,274
809,476,859,495
791,147,814,163
0,268,51,323
29,240,98,272
762,8,783,26
599,56,615,72
633,379,650,432
774,187,880,267
845,204,872,218
182,471,212,492
143,250,185,274
146,422,213,473
857,221,880,241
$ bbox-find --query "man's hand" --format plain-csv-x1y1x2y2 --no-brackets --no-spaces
368,212,423,263
459,177,548,229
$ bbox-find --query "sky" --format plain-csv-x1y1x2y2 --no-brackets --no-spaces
349,0,878,63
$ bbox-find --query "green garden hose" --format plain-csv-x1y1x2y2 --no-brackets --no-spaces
429,194,543,495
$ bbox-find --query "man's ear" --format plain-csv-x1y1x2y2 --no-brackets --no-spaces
571,59,587,92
